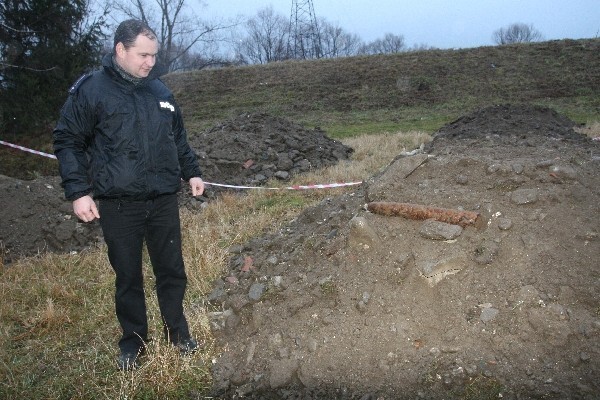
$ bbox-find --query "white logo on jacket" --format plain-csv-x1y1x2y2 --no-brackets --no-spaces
160,101,175,112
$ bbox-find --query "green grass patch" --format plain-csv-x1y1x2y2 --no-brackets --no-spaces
254,192,309,213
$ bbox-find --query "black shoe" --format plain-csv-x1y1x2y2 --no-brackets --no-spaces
117,351,140,371
176,338,201,356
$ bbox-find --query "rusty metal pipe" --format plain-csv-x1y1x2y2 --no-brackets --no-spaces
366,201,482,228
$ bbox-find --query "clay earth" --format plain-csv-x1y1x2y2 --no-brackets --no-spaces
1,105,599,399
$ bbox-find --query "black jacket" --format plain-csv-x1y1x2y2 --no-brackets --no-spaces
53,54,202,201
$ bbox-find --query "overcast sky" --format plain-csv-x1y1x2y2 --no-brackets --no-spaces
199,0,599,49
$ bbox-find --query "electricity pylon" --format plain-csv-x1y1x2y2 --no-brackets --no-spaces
288,0,322,59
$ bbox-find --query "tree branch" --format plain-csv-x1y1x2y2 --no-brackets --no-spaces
0,62,57,72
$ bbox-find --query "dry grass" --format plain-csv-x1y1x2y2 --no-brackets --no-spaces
575,120,600,139
0,130,429,399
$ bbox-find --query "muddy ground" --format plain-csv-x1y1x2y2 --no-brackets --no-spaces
1,105,599,399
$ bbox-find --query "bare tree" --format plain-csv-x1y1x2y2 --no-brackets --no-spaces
113,0,235,71
359,33,405,55
318,19,362,58
235,6,289,64
492,23,543,45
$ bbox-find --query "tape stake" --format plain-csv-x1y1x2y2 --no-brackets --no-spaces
0,140,57,159
286,181,363,190
204,181,362,190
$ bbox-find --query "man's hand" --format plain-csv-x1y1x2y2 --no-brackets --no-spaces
189,177,205,197
73,195,100,222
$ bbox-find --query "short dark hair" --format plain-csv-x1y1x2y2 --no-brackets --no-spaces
113,19,157,52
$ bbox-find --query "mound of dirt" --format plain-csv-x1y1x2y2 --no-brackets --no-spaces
426,104,580,146
0,174,102,264
189,113,353,190
206,104,600,399
0,113,353,264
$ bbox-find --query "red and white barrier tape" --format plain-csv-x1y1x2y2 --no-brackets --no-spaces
1,140,362,190
0,140,57,159
204,181,362,190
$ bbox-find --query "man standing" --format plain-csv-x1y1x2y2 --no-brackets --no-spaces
53,19,203,370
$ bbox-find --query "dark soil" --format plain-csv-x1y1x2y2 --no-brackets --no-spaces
1,105,599,399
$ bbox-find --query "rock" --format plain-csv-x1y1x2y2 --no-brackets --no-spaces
455,174,469,184
272,275,283,287
429,347,441,356
487,163,501,174
347,215,380,249
228,293,250,311
480,307,499,322
306,338,318,352
208,287,227,303
497,217,513,230
513,285,542,306
419,220,463,240
207,309,235,331
356,293,370,313
415,255,467,286
254,174,267,182
510,189,538,205
549,165,577,180
274,170,290,180
248,283,266,301
527,308,572,346
295,159,311,171
525,208,546,221
277,154,294,170
512,163,524,174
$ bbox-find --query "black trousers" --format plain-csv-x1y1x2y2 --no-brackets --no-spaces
99,194,191,353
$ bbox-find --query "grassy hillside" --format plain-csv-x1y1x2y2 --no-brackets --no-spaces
1,39,599,180
164,38,600,138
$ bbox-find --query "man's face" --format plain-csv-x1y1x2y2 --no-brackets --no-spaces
115,34,158,78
